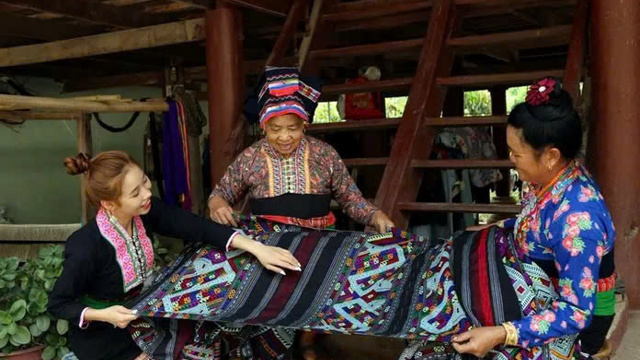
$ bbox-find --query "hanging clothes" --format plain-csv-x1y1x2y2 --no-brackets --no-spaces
162,100,192,210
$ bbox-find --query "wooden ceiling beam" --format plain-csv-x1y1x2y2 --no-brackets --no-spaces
221,0,292,17
62,71,164,92
0,18,206,68
334,11,429,32
0,13,100,41
0,0,167,28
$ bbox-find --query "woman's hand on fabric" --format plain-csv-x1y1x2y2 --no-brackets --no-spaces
86,305,138,329
232,235,302,275
451,326,506,357
208,196,238,227
370,211,395,233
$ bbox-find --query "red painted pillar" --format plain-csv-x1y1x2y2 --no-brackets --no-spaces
206,3,244,187
588,0,640,308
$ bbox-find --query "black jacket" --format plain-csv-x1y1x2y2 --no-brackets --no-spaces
48,197,235,360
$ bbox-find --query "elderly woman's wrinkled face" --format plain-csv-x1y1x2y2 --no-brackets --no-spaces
264,114,306,157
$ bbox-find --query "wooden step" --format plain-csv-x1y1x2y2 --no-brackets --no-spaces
424,116,507,126
343,157,389,167
310,38,423,59
437,70,564,87
412,159,513,169
308,118,401,134
323,78,413,97
325,0,432,22
448,25,572,51
398,202,522,214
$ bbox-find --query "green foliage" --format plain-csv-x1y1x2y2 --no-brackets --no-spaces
314,101,341,123
0,246,70,359
385,97,408,118
464,90,492,116
506,86,528,114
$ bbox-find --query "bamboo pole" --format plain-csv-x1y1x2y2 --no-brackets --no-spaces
0,94,168,113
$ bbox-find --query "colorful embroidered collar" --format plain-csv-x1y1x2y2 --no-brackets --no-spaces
514,161,580,247
96,208,155,292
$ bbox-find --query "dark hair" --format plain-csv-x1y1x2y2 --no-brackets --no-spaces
64,151,139,207
507,78,582,159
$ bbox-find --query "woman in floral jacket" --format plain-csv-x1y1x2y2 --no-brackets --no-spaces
453,78,616,359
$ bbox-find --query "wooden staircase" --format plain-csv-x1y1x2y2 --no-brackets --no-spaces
266,0,589,231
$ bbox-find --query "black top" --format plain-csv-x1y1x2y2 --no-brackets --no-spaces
249,193,331,219
48,197,235,360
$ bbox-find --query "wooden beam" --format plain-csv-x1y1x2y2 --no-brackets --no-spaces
334,11,429,32
448,25,572,50
412,159,513,168
0,18,206,68
0,94,168,113
437,70,565,87
267,0,307,66
307,118,401,134
425,115,507,126
61,56,298,92
398,202,522,213
563,0,589,101
63,72,164,92
221,0,292,17
310,38,424,59
325,0,433,21
343,158,389,167
0,13,99,41
323,78,413,97
77,113,93,224
0,0,165,29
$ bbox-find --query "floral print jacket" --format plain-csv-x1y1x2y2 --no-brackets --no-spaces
502,162,615,348
210,136,378,225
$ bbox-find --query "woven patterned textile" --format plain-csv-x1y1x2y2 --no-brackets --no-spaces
127,220,586,360
129,217,471,344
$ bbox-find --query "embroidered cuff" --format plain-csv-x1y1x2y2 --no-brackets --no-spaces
502,322,518,346
226,231,245,252
79,307,90,329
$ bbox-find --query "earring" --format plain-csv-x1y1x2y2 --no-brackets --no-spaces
548,164,553,170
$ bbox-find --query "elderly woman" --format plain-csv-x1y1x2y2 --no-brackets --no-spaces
452,78,616,358
208,66,394,233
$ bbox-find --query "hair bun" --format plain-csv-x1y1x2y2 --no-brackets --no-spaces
64,153,92,175
525,77,563,107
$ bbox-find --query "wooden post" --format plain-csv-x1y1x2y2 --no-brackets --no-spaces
490,86,510,199
563,0,590,102
77,113,93,224
206,3,244,187
588,0,640,308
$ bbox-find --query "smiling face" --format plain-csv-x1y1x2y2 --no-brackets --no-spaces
264,113,306,157
102,164,153,220
507,125,563,185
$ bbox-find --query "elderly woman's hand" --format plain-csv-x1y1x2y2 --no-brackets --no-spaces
370,211,395,233
208,196,238,227
452,326,506,357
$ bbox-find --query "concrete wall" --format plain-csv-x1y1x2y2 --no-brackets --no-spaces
0,77,162,224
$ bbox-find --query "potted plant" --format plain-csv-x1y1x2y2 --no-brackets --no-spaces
0,246,70,360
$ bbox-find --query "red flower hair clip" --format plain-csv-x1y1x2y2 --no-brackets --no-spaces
526,78,557,106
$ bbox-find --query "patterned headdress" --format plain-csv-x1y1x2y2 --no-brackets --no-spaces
244,67,322,129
